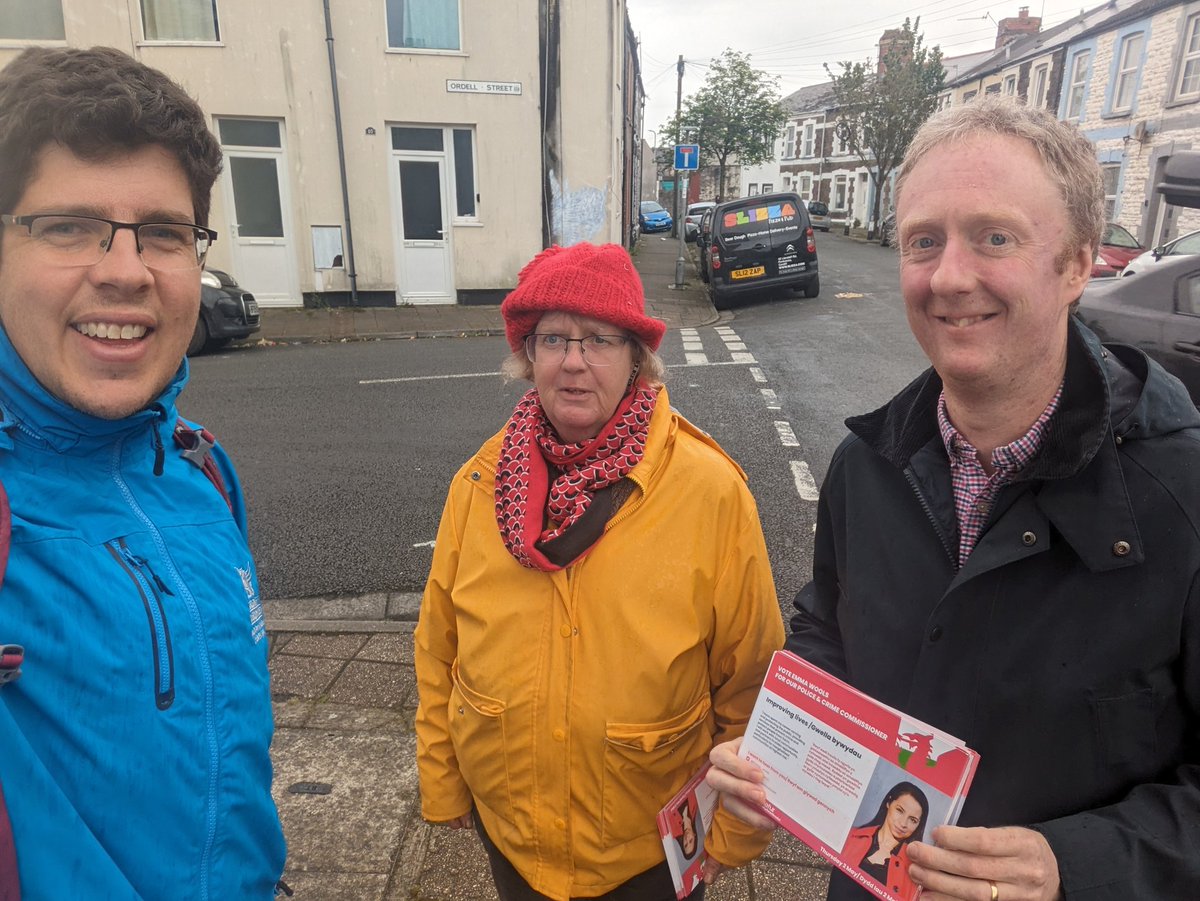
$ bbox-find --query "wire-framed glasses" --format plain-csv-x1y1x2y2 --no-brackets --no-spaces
523,333,631,365
0,214,217,270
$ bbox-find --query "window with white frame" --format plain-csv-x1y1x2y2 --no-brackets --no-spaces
834,175,847,210
387,0,460,51
799,174,811,198
1113,33,1144,112
1176,13,1200,99
1004,75,1016,95
803,123,814,157
391,124,477,219
837,127,848,155
963,90,978,102
748,183,759,195
785,125,796,158
0,0,65,38
1031,64,1048,108
140,0,219,42
762,183,774,194
1101,164,1120,221
1066,51,1090,119
985,83,1001,95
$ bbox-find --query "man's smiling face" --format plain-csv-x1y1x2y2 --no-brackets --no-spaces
0,142,202,419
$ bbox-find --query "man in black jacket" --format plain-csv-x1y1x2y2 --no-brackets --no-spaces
708,97,1200,901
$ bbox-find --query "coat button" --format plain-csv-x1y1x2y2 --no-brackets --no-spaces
1115,435,1123,446
1113,540,1131,557
559,624,572,638
553,728,565,742
554,817,566,830
1022,531,1037,546
470,471,480,481
929,626,943,642
458,706,465,715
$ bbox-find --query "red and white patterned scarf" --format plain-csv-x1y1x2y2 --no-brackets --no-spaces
495,384,658,571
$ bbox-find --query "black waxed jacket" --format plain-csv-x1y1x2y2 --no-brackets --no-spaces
787,319,1200,900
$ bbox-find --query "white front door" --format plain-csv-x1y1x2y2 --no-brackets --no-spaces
393,155,454,304
218,119,299,307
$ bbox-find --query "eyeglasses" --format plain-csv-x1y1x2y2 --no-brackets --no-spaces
0,214,217,270
523,333,631,366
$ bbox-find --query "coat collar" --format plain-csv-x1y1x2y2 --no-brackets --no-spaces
0,322,187,454
847,319,1199,575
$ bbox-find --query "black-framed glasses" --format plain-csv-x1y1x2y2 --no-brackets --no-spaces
523,333,631,366
0,214,217,271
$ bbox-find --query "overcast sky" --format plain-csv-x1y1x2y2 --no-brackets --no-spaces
628,0,1101,137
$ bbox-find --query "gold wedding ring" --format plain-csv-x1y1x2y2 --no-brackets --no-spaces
989,882,999,901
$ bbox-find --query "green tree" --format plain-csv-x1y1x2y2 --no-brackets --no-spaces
661,50,787,200
825,18,945,239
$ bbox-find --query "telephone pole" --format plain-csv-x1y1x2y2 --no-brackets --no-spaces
672,55,683,239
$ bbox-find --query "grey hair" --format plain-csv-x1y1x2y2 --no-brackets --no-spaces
500,334,666,388
895,96,1104,268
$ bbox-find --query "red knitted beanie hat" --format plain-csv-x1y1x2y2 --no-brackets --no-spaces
501,242,666,353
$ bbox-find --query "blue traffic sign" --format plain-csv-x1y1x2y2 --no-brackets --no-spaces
674,144,700,170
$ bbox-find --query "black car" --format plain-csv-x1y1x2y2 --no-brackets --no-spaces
703,192,819,308
191,268,260,355
1076,253,1200,403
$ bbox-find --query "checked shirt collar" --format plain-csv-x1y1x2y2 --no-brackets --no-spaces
937,383,1063,566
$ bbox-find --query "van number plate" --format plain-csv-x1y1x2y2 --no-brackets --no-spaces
731,266,765,280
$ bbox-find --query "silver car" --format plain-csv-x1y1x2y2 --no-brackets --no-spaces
1122,227,1200,276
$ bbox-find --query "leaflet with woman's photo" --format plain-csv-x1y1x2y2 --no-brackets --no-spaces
739,651,980,901
656,763,719,900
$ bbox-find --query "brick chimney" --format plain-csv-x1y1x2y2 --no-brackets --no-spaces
996,6,1041,48
877,27,912,75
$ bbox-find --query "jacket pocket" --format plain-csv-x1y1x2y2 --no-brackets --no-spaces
601,693,713,847
1090,688,1158,777
447,662,514,824
107,539,175,710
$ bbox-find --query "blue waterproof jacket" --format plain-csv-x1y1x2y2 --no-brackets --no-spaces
0,326,285,899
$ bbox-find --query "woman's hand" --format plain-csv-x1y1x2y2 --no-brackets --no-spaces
907,825,1063,901
705,738,777,832
432,813,473,830
701,856,725,885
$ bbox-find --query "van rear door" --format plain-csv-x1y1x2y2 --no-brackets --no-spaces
717,196,807,285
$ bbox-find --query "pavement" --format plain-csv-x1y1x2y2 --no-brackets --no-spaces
259,235,833,899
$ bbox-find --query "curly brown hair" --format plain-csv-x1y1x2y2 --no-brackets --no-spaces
0,46,223,226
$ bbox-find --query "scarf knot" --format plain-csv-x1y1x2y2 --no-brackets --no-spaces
495,385,657,571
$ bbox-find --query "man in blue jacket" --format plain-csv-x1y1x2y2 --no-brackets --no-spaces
0,46,285,898
708,98,1200,900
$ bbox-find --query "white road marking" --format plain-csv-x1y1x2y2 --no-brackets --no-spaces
685,352,709,365
790,461,820,501
724,342,748,352
360,371,498,385
413,539,437,548
775,421,799,447
731,351,757,364
680,328,699,337
715,326,735,335
749,367,767,383
761,388,780,410
682,340,705,351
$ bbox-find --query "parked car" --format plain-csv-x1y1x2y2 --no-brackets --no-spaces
1122,227,1200,277
683,201,716,242
1076,253,1200,402
1090,222,1144,278
191,267,261,355
880,211,897,248
695,206,715,282
703,191,819,308
806,200,831,232
638,200,672,234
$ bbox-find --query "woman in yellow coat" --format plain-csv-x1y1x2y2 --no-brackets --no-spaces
415,242,784,900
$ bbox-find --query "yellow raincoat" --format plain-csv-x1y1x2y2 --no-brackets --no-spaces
415,387,784,899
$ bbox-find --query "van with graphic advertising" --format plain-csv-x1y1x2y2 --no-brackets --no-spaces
704,192,819,308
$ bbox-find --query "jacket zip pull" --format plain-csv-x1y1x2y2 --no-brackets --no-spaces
122,543,175,596
150,405,166,476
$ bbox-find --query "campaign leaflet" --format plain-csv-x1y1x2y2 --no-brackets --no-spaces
739,651,980,901
657,763,719,900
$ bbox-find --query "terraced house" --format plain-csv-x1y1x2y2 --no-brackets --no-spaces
0,0,644,307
